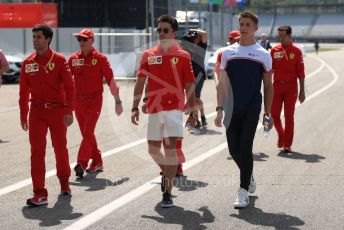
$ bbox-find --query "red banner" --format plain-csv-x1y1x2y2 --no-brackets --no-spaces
0,3,58,28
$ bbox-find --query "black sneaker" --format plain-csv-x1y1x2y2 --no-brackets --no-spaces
195,120,201,129
201,116,208,127
160,172,165,192
161,192,173,208
74,164,84,178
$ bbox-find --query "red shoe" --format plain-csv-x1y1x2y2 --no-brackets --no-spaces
176,164,183,177
60,179,71,195
26,194,48,206
86,163,103,173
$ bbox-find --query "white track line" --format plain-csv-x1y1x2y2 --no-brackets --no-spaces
0,106,19,113
63,55,337,230
0,55,326,198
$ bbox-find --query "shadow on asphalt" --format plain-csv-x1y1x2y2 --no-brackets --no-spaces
189,128,222,136
174,176,208,192
277,150,326,163
142,204,215,230
227,152,269,162
230,196,305,230
69,171,130,191
22,194,83,227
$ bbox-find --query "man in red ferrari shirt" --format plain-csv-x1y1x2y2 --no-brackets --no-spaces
131,15,196,208
19,24,75,206
270,25,306,153
69,29,123,178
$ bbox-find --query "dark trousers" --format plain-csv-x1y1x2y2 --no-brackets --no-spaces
226,108,261,190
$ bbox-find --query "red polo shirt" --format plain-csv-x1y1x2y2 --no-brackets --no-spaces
19,48,75,121
138,43,195,114
68,48,119,97
270,43,305,81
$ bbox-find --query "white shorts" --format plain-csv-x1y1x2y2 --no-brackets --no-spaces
147,110,183,141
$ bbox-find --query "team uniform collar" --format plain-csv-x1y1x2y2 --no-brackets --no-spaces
80,47,97,57
157,42,180,53
32,48,53,60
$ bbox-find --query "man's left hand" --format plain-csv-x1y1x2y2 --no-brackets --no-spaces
299,92,306,104
115,103,123,116
64,114,73,127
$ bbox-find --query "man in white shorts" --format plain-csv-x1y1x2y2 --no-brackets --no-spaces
131,15,196,208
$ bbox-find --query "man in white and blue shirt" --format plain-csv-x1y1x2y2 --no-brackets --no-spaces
215,11,274,209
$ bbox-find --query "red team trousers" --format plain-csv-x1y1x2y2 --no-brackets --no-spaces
271,80,298,148
75,95,103,169
29,107,71,197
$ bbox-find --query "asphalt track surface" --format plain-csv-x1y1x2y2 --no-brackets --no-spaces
0,50,343,229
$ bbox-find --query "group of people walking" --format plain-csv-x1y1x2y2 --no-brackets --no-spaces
18,10,305,209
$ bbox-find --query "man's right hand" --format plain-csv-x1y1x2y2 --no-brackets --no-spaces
131,111,139,125
214,111,223,127
21,120,28,131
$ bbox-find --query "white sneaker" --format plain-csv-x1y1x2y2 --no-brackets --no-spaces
248,175,256,194
234,188,249,208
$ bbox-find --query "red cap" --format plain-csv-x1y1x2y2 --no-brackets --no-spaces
228,30,240,40
75,29,94,39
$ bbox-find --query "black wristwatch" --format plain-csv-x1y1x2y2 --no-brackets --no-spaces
115,100,122,105
143,97,148,103
216,106,224,112
131,108,139,113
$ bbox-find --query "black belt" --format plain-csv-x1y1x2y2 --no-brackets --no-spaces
31,102,66,109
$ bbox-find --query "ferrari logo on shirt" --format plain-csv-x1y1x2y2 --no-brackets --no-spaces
290,53,295,60
171,57,178,65
25,63,39,73
274,52,284,59
92,58,97,65
48,63,55,71
72,59,84,66
148,56,162,65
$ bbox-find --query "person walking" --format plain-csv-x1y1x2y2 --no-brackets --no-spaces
215,12,273,209
131,15,196,208
19,24,75,206
69,29,123,178
270,25,305,152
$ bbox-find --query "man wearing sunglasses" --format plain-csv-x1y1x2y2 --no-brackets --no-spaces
19,24,76,206
69,29,123,178
131,15,196,208
270,25,305,153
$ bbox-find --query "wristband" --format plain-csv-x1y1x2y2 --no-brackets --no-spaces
115,100,122,105
131,108,139,113
143,97,148,103
216,106,224,111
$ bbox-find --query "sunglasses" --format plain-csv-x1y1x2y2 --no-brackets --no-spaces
156,28,170,34
77,37,88,42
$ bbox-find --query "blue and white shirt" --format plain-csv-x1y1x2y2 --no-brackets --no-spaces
220,42,272,111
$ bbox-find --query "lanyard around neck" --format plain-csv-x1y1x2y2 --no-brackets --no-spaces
35,51,55,73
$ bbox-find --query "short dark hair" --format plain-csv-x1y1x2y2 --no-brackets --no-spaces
32,24,53,45
239,11,259,25
278,25,292,35
157,15,178,31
